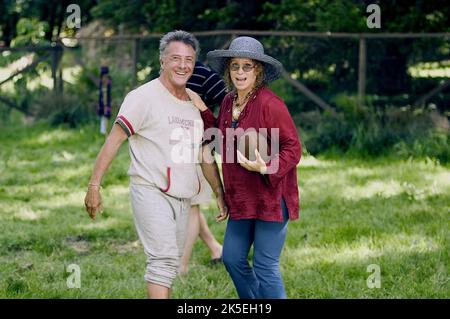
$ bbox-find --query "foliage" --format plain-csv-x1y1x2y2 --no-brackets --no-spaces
90,0,273,32
298,95,450,163
0,0,97,46
32,92,94,128
11,17,49,46
394,130,450,165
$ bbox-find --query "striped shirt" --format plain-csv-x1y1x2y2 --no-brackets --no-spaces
187,61,227,112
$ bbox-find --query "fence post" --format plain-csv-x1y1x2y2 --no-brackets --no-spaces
358,36,367,108
51,45,58,94
59,45,64,94
51,44,63,94
132,38,140,87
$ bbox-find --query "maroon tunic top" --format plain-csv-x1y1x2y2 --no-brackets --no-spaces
201,86,302,222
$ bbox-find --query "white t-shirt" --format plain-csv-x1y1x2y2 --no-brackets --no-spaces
115,78,204,199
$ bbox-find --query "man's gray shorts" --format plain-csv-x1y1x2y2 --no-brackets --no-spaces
130,183,190,288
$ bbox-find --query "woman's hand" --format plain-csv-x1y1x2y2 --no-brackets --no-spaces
237,149,268,174
186,88,208,112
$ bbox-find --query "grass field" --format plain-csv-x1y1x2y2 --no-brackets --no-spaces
0,123,449,298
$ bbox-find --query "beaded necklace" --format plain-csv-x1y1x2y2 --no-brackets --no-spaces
232,86,259,121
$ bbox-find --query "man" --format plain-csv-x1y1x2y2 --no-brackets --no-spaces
84,30,227,299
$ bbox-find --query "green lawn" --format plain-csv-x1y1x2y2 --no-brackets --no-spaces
0,123,449,298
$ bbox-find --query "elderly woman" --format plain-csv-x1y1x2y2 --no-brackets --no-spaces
187,36,301,299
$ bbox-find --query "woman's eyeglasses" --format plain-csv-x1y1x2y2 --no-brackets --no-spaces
230,63,255,72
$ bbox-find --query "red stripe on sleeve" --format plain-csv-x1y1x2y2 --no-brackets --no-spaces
117,115,135,135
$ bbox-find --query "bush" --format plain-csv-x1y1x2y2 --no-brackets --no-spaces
394,130,450,165
296,110,353,154
33,92,95,127
297,94,450,163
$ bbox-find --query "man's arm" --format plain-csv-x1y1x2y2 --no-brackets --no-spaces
84,124,128,220
199,144,228,222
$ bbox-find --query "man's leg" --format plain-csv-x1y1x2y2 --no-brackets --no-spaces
130,184,181,299
147,283,170,299
198,211,222,260
179,205,201,274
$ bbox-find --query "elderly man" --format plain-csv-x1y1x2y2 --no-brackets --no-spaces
84,30,227,299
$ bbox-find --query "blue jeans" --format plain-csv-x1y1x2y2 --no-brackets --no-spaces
222,199,289,299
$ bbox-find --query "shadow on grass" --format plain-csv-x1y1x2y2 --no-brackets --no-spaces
0,201,138,256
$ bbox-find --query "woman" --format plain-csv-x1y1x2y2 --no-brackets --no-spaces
187,36,301,299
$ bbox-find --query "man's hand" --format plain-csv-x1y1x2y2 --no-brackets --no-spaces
215,191,228,223
199,144,228,222
186,88,208,112
83,124,128,220
84,185,103,220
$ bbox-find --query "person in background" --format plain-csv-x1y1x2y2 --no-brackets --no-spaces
187,36,301,299
98,66,112,135
187,61,226,113
179,61,227,274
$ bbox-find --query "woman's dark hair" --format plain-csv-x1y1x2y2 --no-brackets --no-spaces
223,59,265,92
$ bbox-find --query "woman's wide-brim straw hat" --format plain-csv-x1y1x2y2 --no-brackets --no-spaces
206,36,283,82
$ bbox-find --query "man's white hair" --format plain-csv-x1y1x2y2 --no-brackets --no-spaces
159,30,200,60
